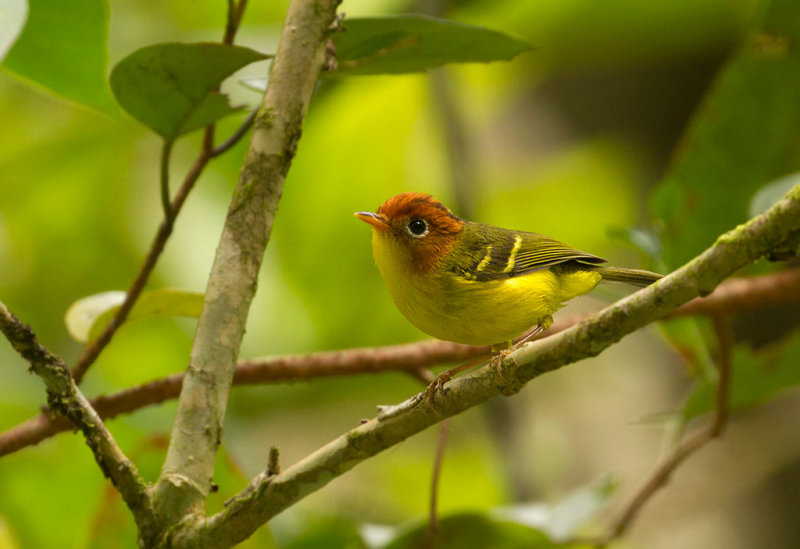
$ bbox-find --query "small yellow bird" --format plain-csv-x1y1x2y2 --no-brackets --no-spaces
356,192,661,350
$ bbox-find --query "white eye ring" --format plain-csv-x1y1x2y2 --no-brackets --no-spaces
407,218,428,238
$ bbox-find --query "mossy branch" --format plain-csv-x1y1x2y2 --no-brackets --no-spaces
1,268,799,457
152,0,341,528
0,301,158,540
182,183,800,546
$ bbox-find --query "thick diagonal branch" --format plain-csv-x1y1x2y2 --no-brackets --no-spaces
152,0,341,525
0,302,157,537
1,268,798,457
180,184,799,547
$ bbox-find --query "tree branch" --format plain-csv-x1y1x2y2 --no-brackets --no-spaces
152,0,341,527
69,131,214,384
179,183,799,547
426,419,450,549
70,0,252,385
0,301,158,538
581,315,734,547
2,268,799,457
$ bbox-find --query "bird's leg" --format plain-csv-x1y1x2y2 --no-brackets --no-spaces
515,323,547,346
489,342,514,381
424,316,554,405
424,356,488,406
492,315,553,381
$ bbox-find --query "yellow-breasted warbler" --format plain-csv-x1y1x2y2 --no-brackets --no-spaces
356,192,661,350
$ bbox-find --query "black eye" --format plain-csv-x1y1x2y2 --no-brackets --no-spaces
407,218,428,237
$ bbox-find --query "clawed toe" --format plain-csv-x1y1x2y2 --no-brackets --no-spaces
424,372,452,405
491,348,514,383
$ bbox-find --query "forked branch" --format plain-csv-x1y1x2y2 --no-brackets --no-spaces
176,187,799,546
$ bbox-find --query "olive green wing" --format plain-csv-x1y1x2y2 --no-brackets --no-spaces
450,222,605,281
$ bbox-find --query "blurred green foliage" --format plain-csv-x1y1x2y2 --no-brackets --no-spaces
1,0,800,547
4,0,116,112
110,43,267,139
652,2,800,269
331,15,530,74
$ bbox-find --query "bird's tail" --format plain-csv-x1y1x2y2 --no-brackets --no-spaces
595,266,662,286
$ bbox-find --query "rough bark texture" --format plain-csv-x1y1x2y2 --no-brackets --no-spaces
180,185,800,546
152,0,341,534
0,302,158,541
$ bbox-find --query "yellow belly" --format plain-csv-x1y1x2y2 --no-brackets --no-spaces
372,234,601,346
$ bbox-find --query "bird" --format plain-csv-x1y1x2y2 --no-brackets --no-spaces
355,192,662,398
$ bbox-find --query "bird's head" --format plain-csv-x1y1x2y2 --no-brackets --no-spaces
355,193,465,273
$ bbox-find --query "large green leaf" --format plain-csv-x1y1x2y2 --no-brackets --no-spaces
110,43,267,139
0,0,27,61
493,475,617,542
331,15,531,75
381,513,553,549
65,289,204,343
684,331,800,420
2,0,115,112
361,479,614,549
749,174,800,217
651,0,800,270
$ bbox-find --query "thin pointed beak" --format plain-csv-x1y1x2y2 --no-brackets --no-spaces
355,211,388,230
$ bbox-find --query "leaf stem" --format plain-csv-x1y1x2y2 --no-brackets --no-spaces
211,110,257,157
160,139,174,222
70,128,214,384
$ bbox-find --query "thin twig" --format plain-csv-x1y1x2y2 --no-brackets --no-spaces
5,341,487,457
225,0,237,45
426,419,450,549
5,269,799,456
211,110,257,157
580,315,735,547
154,0,342,525
160,140,175,222
0,301,156,532
224,0,248,46
69,0,252,385
668,268,800,317
710,315,733,437
160,183,799,547
70,130,215,383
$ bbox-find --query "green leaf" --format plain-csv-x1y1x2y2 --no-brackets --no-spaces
684,332,800,419
109,43,268,139
382,513,553,549
651,0,800,270
493,475,618,542
749,174,800,217
2,0,116,113
65,289,204,343
606,226,663,263
0,0,27,61
331,15,531,75
278,516,364,549
660,317,719,383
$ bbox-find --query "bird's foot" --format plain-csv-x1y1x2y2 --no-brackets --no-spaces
422,322,552,406
490,347,516,387
423,371,452,406
423,356,487,406
491,321,549,394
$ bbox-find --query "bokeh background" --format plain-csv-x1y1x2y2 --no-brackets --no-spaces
3,0,800,547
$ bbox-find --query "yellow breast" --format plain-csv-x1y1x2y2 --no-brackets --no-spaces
370,230,601,346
